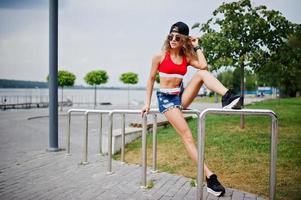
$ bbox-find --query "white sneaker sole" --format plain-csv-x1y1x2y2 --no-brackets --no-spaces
207,187,222,196
223,97,241,109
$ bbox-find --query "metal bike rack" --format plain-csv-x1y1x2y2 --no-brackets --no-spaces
74,108,199,186
66,109,111,163
83,110,111,164
66,109,150,169
66,109,92,156
67,108,200,188
66,109,137,165
196,108,278,200
66,107,278,198
104,110,155,186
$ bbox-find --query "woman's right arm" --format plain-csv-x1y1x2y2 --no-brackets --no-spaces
141,53,161,116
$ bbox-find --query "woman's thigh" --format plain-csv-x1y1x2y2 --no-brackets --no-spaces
164,108,191,137
181,72,204,108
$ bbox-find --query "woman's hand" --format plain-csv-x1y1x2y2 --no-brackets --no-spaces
189,36,199,48
141,105,150,117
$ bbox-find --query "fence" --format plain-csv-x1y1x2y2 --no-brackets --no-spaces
66,108,278,200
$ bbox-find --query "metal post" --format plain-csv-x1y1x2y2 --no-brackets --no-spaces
66,111,71,155
98,114,103,155
151,114,158,173
48,0,59,151
121,114,126,163
197,113,205,200
270,116,278,200
66,109,92,156
196,108,278,200
107,112,114,174
83,112,89,164
141,114,148,188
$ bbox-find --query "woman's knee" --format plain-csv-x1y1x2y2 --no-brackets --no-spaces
178,129,194,143
195,70,209,79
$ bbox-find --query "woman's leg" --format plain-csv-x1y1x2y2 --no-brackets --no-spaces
164,107,213,178
181,70,228,108
176,70,228,196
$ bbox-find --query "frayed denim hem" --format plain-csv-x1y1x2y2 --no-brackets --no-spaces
161,105,183,114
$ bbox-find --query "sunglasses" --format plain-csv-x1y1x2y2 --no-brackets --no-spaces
167,34,182,42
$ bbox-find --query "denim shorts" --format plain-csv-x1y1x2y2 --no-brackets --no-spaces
156,84,184,114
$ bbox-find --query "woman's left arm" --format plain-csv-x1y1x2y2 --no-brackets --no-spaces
188,37,208,70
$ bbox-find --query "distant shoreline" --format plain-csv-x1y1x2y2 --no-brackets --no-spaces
0,87,149,90
0,79,149,90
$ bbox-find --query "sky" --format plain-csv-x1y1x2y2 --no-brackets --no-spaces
0,0,301,87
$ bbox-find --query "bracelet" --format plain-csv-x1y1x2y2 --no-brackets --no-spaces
194,46,203,52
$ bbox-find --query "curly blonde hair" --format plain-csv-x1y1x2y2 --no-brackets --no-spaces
162,35,197,60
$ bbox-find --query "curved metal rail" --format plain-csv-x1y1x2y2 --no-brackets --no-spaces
197,108,277,200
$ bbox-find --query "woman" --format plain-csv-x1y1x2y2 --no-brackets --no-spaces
141,22,242,197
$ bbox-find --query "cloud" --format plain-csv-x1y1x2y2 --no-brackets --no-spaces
0,0,300,87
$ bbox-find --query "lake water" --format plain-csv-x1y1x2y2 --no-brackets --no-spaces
0,88,158,107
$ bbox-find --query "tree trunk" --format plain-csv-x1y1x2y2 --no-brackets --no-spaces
214,92,218,103
240,59,245,129
60,87,63,111
127,84,130,108
94,85,97,109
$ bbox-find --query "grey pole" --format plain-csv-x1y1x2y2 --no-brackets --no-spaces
83,112,89,164
270,116,278,200
197,113,205,200
48,0,59,151
107,112,114,174
151,114,158,173
141,114,148,188
121,114,126,163
98,114,103,155
66,111,71,155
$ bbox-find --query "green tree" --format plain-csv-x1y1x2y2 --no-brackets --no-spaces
217,69,257,93
257,31,301,97
84,70,109,109
47,70,76,111
217,70,234,90
119,72,138,108
193,0,295,128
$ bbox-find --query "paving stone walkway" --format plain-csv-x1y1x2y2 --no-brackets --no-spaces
0,104,267,200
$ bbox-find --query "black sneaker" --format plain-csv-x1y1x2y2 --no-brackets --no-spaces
206,174,225,197
222,90,242,109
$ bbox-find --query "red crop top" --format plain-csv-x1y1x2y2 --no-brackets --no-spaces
158,52,188,79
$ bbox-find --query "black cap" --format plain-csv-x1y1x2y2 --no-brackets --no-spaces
169,21,189,36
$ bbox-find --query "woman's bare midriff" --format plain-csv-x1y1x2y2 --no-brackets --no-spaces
159,77,183,88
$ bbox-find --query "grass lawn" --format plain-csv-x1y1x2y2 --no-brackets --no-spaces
113,97,301,200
